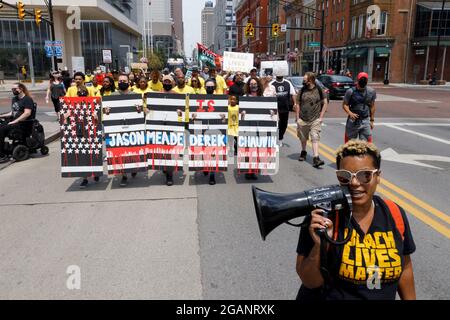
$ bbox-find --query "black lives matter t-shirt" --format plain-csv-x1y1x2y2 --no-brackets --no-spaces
297,195,416,300
11,95,35,120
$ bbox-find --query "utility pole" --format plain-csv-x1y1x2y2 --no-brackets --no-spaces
432,0,446,85
27,42,35,87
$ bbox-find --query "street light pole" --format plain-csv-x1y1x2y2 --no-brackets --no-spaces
47,0,58,71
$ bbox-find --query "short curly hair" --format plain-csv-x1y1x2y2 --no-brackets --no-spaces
336,140,381,169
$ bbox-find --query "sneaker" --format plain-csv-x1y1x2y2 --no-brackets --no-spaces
94,176,100,182
120,175,128,187
79,179,88,189
209,175,216,185
131,172,137,178
298,150,307,161
313,156,325,168
250,173,258,180
244,173,252,180
203,171,208,176
278,140,283,147
166,174,174,186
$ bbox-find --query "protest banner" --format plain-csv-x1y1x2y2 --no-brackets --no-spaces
60,97,103,177
102,94,147,175
223,52,254,73
272,61,289,77
145,93,186,171
188,95,229,172
237,97,279,175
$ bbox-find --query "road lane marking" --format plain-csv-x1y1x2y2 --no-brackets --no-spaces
382,124,450,145
286,127,450,238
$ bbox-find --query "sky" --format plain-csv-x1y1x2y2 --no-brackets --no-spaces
183,0,215,58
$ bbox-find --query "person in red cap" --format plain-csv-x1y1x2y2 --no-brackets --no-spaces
342,72,376,143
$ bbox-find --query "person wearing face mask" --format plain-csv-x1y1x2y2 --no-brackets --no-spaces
296,72,327,168
228,72,246,97
204,79,218,95
343,72,377,143
270,73,298,147
110,73,141,186
0,83,36,162
296,140,416,301
173,74,194,94
160,75,177,93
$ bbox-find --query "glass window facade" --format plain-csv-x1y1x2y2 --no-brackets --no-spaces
81,21,113,71
415,5,450,37
0,20,52,77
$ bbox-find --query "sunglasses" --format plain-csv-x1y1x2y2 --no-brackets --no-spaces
336,169,379,185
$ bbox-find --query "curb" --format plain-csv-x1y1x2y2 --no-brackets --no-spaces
0,129,60,171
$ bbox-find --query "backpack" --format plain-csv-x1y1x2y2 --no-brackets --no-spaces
297,198,405,301
348,87,372,119
299,85,324,107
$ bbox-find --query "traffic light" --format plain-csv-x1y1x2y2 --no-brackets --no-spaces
17,1,26,20
272,23,280,37
244,23,254,38
35,8,42,26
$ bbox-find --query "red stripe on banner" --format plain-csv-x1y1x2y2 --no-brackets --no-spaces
237,147,277,175
189,146,227,172
107,146,146,174
146,145,184,172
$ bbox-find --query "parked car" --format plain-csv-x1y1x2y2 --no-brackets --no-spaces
286,76,330,106
317,74,355,99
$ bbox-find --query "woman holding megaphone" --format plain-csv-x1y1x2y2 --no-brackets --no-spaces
296,140,416,300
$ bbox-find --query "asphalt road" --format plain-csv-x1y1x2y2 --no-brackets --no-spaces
0,86,449,299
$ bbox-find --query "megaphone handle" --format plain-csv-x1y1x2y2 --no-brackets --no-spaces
314,208,330,236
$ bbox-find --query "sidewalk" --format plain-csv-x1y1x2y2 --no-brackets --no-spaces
370,82,450,89
0,120,60,171
0,80,48,92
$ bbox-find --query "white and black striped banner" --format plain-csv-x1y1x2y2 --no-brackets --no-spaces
237,97,279,175
102,94,147,175
60,97,103,177
145,93,186,171
188,94,229,172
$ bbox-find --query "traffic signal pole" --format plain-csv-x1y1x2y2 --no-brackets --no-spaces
48,0,58,71
319,9,324,73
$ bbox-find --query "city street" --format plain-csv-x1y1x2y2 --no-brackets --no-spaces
0,86,448,299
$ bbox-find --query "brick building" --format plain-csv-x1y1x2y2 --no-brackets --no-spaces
409,1,450,83
235,0,270,57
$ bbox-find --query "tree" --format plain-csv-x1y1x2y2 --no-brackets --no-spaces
147,52,164,71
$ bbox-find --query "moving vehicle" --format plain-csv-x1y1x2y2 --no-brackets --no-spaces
317,74,355,99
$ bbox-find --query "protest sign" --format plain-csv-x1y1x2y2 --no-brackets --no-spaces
102,94,147,175
145,93,186,171
237,97,279,175
188,95,229,172
223,52,254,73
60,97,103,177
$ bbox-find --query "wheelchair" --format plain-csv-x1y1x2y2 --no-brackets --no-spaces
0,118,49,162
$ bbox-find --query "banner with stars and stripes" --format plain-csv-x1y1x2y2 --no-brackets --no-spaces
59,97,103,177
102,94,147,175
145,93,186,172
188,95,229,172
237,97,279,175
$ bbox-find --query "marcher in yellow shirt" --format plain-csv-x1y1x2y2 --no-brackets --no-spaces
65,71,98,97
148,70,163,92
133,76,153,95
209,68,227,94
221,94,245,156
99,76,116,96
187,66,205,87
173,74,194,94
190,76,206,94
91,77,102,96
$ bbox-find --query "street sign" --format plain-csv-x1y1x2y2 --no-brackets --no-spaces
280,24,287,32
102,49,112,64
308,42,320,47
44,40,64,58
415,49,425,55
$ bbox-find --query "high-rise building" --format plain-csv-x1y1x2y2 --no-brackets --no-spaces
202,1,215,48
0,0,141,76
214,0,237,55
171,0,184,55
